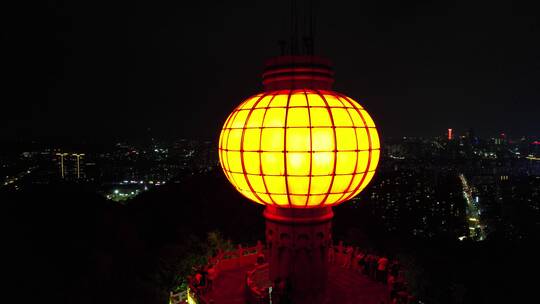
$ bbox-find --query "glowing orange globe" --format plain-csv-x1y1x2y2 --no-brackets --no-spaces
219,88,380,208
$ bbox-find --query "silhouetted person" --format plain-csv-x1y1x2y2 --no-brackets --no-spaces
273,278,285,304
355,250,366,273
390,259,401,277
256,240,263,255
207,265,217,291
256,253,265,264
282,278,292,304
377,256,389,283
328,243,335,264
370,255,378,279
336,241,344,265
343,245,353,268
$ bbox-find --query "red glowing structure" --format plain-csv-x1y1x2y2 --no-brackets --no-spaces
217,55,381,304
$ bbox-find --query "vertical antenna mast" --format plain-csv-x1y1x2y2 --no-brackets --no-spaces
280,0,317,55
301,0,315,55
309,0,314,54
290,0,299,55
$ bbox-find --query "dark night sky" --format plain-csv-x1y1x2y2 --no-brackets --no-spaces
1,0,539,143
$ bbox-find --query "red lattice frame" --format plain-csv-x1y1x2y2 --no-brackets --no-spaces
219,89,379,208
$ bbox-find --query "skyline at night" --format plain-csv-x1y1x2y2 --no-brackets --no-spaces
2,1,539,303
2,0,539,142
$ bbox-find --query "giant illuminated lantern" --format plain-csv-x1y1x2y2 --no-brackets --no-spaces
219,57,379,207
218,55,380,304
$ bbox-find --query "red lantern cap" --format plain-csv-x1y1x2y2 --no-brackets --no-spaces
262,55,334,91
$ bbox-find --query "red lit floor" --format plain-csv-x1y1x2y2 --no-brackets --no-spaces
198,264,254,304
325,265,388,304
200,264,388,304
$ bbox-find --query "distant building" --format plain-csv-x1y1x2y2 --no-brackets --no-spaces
71,153,86,179
55,152,86,180
55,152,69,179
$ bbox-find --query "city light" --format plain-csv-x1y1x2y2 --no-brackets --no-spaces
219,90,380,207
72,153,85,179
186,287,197,304
55,152,69,178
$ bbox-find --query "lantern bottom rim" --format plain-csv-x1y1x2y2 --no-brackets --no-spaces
263,205,334,224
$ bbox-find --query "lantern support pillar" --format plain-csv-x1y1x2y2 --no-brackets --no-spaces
263,206,333,304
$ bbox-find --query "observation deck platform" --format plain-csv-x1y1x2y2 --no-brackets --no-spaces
200,263,255,304
200,263,388,304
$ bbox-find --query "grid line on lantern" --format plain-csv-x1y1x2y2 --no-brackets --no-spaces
219,95,249,187
220,148,377,153
333,94,361,203
223,126,376,130
283,90,293,207
221,127,379,152
239,92,271,205
303,89,313,207
338,92,376,202
257,93,279,206
313,89,339,206
235,182,376,196
218,89,380,207
222,169,377,177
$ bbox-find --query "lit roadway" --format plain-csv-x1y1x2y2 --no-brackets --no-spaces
458,173,486,241
2,166,37,190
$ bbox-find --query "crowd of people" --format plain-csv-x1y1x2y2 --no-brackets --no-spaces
185,241,416,304
329,241,416,304
188,242,263,299
190,263,218,296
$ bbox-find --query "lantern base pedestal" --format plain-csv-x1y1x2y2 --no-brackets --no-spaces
263,206,333,304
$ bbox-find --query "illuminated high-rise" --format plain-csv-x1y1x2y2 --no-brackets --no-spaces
71,153,85,179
